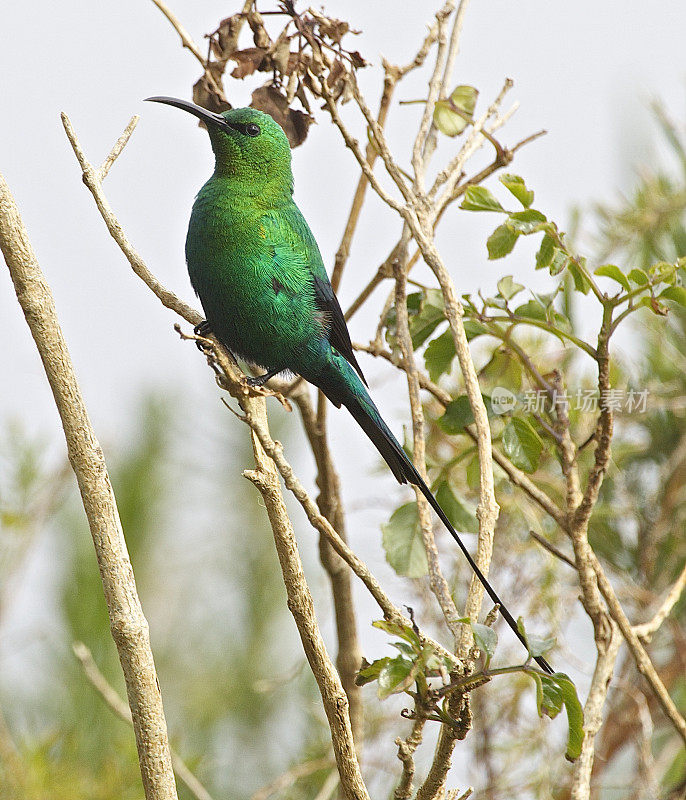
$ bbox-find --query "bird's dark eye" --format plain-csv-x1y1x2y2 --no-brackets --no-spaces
245,123,261,137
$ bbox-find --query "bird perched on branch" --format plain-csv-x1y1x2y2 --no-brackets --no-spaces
146,96,553,674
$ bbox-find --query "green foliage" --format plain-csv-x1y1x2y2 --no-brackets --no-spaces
433,85,478,137
433,480,478,532
381,502,428,577
500,173,534,208
460,185,505,212
501,417,544,473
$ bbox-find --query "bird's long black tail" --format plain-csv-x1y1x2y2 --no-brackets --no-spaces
343,386,554,675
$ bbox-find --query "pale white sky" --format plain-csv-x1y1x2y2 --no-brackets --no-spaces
2,1,685,442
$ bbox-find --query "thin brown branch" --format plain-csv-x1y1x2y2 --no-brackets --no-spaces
250,759,333,800
72,642,214,800
570,621,622,799
61,113,202,327
633,561,686,642
251,759,332,800
0,171,177,800
394,717,426,800
150,0,206,65
393,227,463,646
590,550,686,745
528,530,575,568
292,388,364,745
415,689,470,800
411,1,456,193
242,400,369,800
331,65,396,292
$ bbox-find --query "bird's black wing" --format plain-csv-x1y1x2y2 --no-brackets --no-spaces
312,274,367,386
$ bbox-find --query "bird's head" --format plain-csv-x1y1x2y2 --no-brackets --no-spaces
146,96,293,195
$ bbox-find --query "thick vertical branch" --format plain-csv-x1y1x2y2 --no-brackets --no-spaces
0,172,178,800
292,389,364,744
242,395,370,800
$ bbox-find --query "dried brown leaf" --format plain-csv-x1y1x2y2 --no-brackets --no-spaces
192,64,230,115
230,47,268,79
271,29,292,74
251,84,313,148
211,13,244,63
247,9,271,49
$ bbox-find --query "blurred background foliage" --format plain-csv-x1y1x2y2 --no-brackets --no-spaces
1,103,685,800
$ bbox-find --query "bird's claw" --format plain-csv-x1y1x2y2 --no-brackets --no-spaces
194,320,212,337
246,374,270,388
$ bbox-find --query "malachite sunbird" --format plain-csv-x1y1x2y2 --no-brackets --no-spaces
146,96,552,674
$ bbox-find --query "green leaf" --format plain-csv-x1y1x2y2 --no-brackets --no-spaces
438,395,474,433
548,249,571,276
434,481,478,533
628,267,649,285
377,655,416,699
501,418,543,473
382,502,428,578
356,657,391,686
526,633,556,658
594,264,630,291
535,233,555,270
463,320,489,340
650,261,677,283
638,295,668,315
514,300,547,321
538,676,564,719
500,173,534,207
460,185,505,213
470,622,498,661
551,673,585,762
391,641,417,656
508,209,547,234
424,329,455,382
487,223,519,259
408,289,446,348
372,619,421,649
497,275,525,300
433,85,478,137
659,285,686,306
568,261,591,294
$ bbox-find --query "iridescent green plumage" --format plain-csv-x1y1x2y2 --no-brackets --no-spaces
148,97,553,673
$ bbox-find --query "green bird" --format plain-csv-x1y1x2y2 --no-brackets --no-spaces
147,96,553,674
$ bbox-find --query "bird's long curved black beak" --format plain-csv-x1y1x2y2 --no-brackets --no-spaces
145,96,229,130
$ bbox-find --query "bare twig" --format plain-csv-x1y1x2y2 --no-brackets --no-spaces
570,621,622,799
250,759,332,800
242,402,369,800
632,560,686,642
72,642,214,800
411,1,455,194
393,227,462,646
394,717,426,800
150,0,206,65
292,388,364,745
529,530,576,569
0,171,177,800
61,113,201,327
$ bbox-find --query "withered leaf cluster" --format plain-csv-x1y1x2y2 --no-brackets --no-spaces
192,1,367,147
